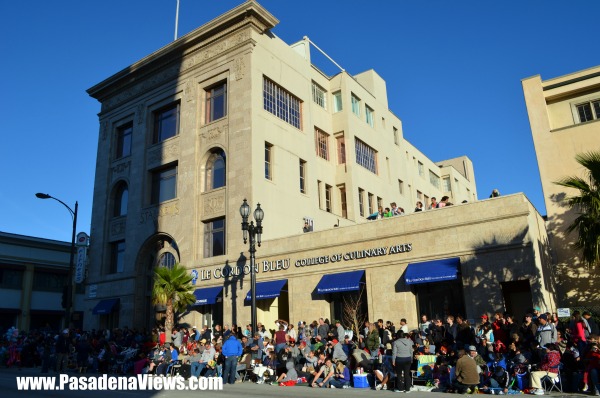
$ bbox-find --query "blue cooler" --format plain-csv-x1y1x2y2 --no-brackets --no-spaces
353,374,369,388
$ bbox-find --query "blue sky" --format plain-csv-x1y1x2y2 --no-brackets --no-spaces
1,0,598,243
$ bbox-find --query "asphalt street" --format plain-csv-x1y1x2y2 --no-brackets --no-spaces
0,367,586,398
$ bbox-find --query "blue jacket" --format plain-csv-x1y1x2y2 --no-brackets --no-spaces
222,335,243,357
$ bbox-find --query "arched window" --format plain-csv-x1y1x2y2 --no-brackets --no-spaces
205,149,226,190
158,252,176,269
114,183,128,217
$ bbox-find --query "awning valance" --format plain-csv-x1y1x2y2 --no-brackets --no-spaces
316,270,365,294
405,257,460,285
245,279,287,301
193,286,223,305
92,298,120,315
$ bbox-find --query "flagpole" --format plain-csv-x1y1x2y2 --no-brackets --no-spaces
174,0,180,40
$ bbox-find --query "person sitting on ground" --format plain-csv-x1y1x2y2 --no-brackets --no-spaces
452,347,480,394
375,354,396,390
311,357,335,388
479,365,510,394
274,360,298,386
329,360,350,388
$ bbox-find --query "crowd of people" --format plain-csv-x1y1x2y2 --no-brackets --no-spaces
2,307,599,395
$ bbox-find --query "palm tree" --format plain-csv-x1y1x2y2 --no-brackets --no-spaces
555,151,600,267
152,263,196,341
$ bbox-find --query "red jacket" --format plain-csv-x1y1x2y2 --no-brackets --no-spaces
540,350,561,372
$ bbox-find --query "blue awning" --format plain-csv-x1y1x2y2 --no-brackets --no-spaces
405,258,460,285
316,270,365,294
193,286,223,305
92,298,120,315
245,279,287,301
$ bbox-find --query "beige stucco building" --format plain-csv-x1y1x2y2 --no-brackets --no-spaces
523,66,600,307
84,1,555,331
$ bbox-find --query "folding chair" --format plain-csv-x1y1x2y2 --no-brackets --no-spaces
411,354,436,386
237,366,250,382
542,364,563,393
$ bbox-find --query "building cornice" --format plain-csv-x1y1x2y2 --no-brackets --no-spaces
87,1,278,106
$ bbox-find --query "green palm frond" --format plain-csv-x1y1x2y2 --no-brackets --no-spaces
554,151,600,267
152,263,196,309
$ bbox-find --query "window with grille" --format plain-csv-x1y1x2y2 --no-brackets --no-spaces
312,82,327,109
576,99,600,123
315,128,329,160
263,77,302,128
355,138,377,174
204,218,225,258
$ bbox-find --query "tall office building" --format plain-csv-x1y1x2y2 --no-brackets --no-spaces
85,1,554,330
523,65,600,306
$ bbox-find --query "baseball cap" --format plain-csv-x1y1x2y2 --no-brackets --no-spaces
481,314,488,320
331,339,338,345
468,345,477,351
538,314,548,321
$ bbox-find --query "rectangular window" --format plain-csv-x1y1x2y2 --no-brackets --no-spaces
355,138,377,174
443,177,452,192
358,188,365,217
418,161,424,177
151,164,177,204
577,100,600,123
366,105,374,127
0,269,24,289
317,180,323,209
116,122,132,159
32,270,65,292
325,184,332,213
153,102,179,143
339,185,347,218
381,117,386,128
351,94,361,116
265,142,273,180
429,170,440,189
333,91,343,112
311,82,327,109
263,77,302,128
393,127,399,146
110,240,125,274
398,179,404,195
417,190,423,202
336,134,346,164
205,82,227,122
315,127,329,160
204,218,225,258
299,159,306,194
377,196,383,210
368,193,374,215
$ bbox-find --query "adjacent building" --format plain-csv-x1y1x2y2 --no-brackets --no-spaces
523,66,600,307
0,232,85,331
84,0,555,331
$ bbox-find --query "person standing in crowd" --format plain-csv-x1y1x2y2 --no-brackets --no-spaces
414,201,423,212
392,330,414,393
55,329,71,373
221,334,243,384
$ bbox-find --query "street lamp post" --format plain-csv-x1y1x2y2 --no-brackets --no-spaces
36,193,78,329
239,199,263,337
